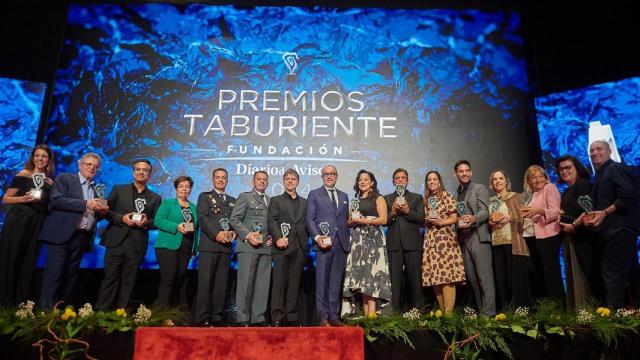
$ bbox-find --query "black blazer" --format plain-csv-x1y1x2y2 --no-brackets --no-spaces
196,190,237,253
268,193,309,255
100,184,161,251
384,190,425,252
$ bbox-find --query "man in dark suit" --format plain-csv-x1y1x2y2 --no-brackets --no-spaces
194,168,237,326
306,164,350,326
39,152,109,309
384,168,425,312
268,168,309,326
95,159,161,311
584,140,640,309
230,171,271,326
455,160,496,316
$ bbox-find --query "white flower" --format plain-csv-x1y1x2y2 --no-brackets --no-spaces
402,308,421,321
514,306,530,317
15,300,36,319
79,303,94,318
463,307,477,319
133,304,152,324
577,308,595,324
615,308,638,318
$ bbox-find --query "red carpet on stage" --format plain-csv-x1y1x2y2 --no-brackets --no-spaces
133,326,364,360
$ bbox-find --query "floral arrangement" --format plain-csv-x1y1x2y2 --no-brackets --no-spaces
346,301,640,360
1,301,184,360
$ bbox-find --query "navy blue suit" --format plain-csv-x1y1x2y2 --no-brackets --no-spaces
306,186,350,321
39,173,95,309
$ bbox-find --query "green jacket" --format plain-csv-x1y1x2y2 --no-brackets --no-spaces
154,198,198,252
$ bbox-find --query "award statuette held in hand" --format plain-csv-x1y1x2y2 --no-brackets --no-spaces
319,222,332,246
521,191,533,206
253,221,263,244
220,218,232,241
182,207,194,232
280,223,291,238
489,199,503,223
427,196,439,220
94,184,108,207
577,195,594,222
350,198,362,220
29,174,46,200
456,201,467,227
395,185,406,206
132,198,146,223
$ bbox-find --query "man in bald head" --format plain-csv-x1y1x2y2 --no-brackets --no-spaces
584,140,639,309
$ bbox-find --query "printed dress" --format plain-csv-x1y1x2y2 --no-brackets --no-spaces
342,195,392,314
422,191,466,286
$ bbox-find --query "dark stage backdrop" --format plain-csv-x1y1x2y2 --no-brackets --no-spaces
44,4,531,268
0,77,47,228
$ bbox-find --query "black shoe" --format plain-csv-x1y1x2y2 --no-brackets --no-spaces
195,320,211,327
211,320,225,327
251,321,267,327
271,320,282,327
236,321,249,327
328,319,345,327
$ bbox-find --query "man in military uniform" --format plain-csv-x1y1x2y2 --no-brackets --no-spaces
230,171,271,326
194,168,237,326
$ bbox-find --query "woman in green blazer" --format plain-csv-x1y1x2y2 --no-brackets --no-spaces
154,175,198,308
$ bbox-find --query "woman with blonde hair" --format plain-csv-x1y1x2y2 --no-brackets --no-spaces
520,165,564,306
488,169,532,309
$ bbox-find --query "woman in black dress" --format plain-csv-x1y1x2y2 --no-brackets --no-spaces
343,170,391,319
556,155,601,308
0,144,55,306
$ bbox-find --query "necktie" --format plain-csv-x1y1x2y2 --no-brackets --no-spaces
329,189,337,209
260,194,267,206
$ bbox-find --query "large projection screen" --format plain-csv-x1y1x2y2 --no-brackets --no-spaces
46,4,531,267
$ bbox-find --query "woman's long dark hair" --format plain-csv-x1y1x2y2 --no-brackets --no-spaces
554,154,591,183
353,169,379,199
25,144,55,177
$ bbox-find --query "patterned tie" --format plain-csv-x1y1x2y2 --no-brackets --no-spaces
329,189,337,209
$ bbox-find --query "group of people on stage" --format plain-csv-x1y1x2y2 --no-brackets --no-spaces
1,139,638,327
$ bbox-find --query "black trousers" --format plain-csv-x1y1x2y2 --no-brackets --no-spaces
598,229,637,309
270,247,304,323
526,235,565,307
155,239,192,308
194,251,231,323
96,238,146,310
492,244,512,311
571,232,603,303
40,230,91,309
388,249,424,312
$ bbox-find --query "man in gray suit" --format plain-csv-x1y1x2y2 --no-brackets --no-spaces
454,160,495,316
229,171,271,326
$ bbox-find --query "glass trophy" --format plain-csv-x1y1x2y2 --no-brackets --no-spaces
350,198,362,220
456,201,467,227
253,221,263,243
182,207,194,232
132,198,146,223
577,195,594,222
427,196,439,220
281,222,291,238
319,221,332,246
220,218,232,241
395,185,406,206
94,184,107,207
489,199,503,223
29,173,46,200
